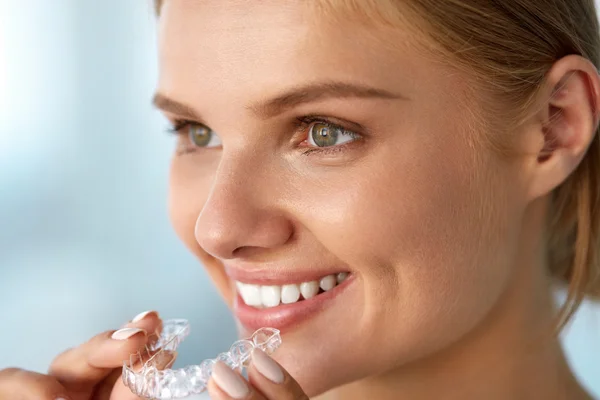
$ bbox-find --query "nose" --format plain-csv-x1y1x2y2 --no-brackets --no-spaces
194,160,293,260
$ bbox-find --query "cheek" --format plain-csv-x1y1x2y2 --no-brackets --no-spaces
294,120,522,363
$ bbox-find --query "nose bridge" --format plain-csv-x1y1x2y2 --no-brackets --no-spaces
194,150,292,259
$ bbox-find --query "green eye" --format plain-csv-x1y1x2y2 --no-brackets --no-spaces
308,122,355,148
188,124,221,148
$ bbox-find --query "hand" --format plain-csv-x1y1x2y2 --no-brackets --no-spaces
0,311,174,400
208,348,309,400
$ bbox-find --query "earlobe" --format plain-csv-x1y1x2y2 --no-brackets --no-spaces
526,56,600,201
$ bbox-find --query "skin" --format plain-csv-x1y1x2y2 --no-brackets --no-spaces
0,1,598,399
160,1,599,399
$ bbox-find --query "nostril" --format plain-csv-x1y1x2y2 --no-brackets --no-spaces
232,245,270,259
196,215,295,258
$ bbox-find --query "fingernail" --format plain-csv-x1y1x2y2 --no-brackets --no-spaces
251,348,284,384
155,351,177,370
111,328,145,340
212,361,250,399
164,355,177,369
131,310,157,323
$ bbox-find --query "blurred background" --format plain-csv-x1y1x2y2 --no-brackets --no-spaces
0,0,598,398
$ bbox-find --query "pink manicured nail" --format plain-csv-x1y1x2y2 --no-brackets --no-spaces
131,310,157,323
251,348,284,384
111,328,145,340
212,361,250,399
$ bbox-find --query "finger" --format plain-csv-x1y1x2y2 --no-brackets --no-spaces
121,311,163,337
50,327,147,389
49,311,162,387
109,350,177,400
208,361,266,400
0,368,71,400
91,368,122,400
120,311,164,349
247,349,309,400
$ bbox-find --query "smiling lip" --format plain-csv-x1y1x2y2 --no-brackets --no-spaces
224,264,349,286
233,274,355,332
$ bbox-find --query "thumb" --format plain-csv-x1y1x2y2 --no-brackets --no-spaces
247,349,309,400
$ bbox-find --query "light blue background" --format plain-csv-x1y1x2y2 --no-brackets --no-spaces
0,1,598,398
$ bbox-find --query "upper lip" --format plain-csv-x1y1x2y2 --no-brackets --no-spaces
224,262,350,285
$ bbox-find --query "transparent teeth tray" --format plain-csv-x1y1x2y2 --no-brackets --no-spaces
122,319,282,399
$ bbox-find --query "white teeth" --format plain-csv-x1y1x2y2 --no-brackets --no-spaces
235,272,349,308
299,281,320,299
261,285,281,308
336,272,349,284
281,284,300,304
319,275,336,291
237,282,262,307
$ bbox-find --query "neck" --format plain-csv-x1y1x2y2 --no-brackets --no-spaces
316,199,591,400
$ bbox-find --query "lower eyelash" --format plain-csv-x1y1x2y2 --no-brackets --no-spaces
301,139,360,156
302,148,337,156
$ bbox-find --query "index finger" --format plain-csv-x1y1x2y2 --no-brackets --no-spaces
48,311,162,387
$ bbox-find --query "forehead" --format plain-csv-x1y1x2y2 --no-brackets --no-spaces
156,0,442,112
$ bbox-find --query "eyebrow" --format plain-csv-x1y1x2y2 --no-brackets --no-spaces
152,81,405,121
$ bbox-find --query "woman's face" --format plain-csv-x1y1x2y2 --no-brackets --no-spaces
158,0,529,395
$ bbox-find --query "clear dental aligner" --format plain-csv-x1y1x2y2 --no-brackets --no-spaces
122,319,282,399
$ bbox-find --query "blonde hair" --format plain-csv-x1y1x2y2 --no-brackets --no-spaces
154,0,600,330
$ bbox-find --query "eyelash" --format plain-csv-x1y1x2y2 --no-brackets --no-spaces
166,115,363,156
295,115,362,156
167,120,195,134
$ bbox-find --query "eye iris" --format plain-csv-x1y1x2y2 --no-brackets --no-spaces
189,125,212,147
311,123,339,147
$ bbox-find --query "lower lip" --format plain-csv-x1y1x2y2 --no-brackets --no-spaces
233,275,355,332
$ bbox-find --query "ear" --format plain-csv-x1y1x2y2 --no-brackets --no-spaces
526,55,600,201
